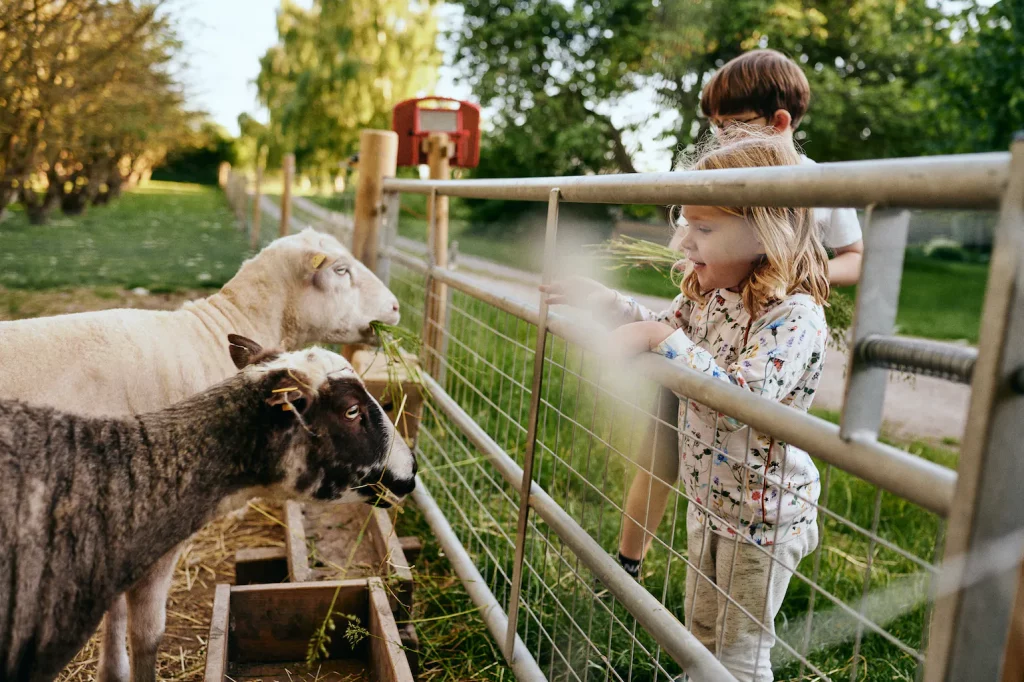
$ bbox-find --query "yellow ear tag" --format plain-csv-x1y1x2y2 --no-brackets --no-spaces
281,403,293,411
272,386,299,394
311,253,327,270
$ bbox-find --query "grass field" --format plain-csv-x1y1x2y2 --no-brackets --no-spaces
0,182,250,291
305,193,990,343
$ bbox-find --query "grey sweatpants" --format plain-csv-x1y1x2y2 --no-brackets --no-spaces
684,517,818,682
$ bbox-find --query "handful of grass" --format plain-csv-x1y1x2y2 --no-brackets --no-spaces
588,235,684,274
591,235,853,347
368,321,423,408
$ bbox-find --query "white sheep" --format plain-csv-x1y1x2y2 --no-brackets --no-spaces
0,228,401,682
0,337,416,682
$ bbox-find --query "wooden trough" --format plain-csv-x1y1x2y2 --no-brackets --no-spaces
232,501,420,676
205,577,414,682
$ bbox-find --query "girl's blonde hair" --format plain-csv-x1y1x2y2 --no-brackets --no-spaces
675,128,830,316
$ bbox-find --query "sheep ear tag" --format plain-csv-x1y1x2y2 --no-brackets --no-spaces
311,253,327,270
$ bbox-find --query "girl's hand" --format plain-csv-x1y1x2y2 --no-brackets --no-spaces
608,321,676,358
540,276,615,310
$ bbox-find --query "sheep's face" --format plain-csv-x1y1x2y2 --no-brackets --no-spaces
232,337,416,507
283,229,400,345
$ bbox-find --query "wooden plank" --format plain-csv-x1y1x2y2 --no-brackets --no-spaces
229,579,370,663
367,578,415,682
369,507,414,618
234,546,288,585
399,623,420,679
398,537,423,565
228,659,369,681
285,500,311,582
204,584,231,682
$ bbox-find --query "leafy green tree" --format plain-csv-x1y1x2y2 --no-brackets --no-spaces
933,0,1023,154
0,0,192,223
256,0,441,178
453,0,1015,181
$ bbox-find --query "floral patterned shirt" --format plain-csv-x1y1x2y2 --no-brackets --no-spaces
605,289,826,546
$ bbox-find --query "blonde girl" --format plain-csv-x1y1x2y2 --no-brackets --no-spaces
542,130,830,682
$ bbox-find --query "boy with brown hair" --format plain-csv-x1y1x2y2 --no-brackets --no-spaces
670,48,864,286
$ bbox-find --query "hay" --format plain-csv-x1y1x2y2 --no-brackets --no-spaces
56,502,288,682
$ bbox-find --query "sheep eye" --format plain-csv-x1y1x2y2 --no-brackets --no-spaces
335,266,349,276
345,404,360,420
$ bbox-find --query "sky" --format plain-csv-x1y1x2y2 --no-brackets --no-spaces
172,0,676,172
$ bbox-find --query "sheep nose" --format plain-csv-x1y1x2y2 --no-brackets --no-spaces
392,301,400,313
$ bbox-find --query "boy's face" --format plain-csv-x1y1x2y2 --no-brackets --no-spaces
679,205,764,291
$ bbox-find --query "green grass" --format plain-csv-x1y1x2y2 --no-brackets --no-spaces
0,181,250,292
387,269,958,681
616,254,989,344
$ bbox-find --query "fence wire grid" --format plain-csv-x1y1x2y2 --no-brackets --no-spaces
224,146,1022,682
385,256,952,682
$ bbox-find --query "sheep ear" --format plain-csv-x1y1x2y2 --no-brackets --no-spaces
228,334,265,369
265,370,316,412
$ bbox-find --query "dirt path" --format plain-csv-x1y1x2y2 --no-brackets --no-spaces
441,262,970,444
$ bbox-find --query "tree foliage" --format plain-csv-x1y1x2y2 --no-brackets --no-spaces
0,0,194,223
451,0,1021,187
255,0,442,178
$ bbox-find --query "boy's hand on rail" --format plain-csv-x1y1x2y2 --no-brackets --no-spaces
540,276,615,310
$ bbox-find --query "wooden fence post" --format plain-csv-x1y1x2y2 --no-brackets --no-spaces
280,152,295,238
346,130,398,362
422,132,452,377
218,161,230,189
352,130,399,269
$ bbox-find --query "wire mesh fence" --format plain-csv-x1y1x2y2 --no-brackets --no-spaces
225,148,1022,682
385,247,957,681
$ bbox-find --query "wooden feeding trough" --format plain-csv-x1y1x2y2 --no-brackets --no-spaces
350,348,423,444
285,501,414,619
205,577,414,682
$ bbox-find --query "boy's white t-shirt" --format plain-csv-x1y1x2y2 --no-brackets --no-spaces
799,155,862,249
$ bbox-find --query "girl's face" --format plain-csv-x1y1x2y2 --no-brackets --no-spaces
679,205,764,291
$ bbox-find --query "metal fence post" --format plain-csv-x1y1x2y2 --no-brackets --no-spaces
840,207,911,441
504,188,560,660
923,134,1024,682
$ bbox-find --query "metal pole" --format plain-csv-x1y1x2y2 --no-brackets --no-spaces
840,208,911,441
504,188,560,660
924,134,1024,682
381,152,1010,209
412,480,547,682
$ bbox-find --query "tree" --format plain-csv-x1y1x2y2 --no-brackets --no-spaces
255,0,442,179
452,0,1014,186
932,0,1024,154
0,0,193,222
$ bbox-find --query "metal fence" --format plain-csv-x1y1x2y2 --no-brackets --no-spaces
231,144,1024,681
